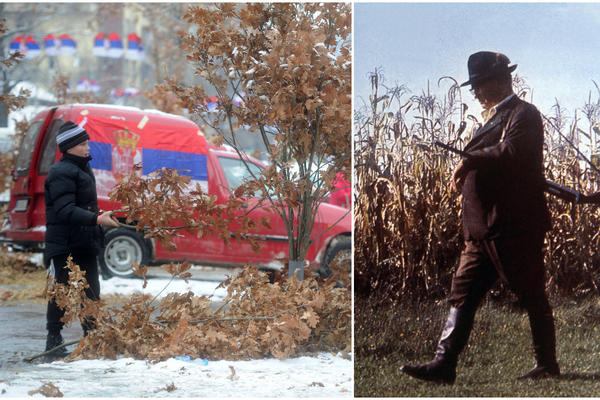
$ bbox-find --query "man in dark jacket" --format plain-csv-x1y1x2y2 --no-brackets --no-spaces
44,120,118,358
401,51,559,383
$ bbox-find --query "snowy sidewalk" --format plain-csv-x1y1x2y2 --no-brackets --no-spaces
1,353,352,397
0,271,353,397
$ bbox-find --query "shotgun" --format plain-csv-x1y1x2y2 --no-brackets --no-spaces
433,140,590,204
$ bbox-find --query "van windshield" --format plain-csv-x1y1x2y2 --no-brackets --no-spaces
14,120,43,177
218,156,265,196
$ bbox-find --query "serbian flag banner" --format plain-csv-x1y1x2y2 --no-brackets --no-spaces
205,96,219,112
44,34,58,56
58,34,77,55
93,33,109,57
90,80,101,92
125,32,144,60
24,36,41,58
107,32,123,58
77,78,100,93
83,112,209,199
76,78,92,92
9,36,25,55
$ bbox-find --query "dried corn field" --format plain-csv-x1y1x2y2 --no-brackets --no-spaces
354,70,600,302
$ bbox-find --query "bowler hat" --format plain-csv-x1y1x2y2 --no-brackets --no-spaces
460,51,517,87
56,121,90,153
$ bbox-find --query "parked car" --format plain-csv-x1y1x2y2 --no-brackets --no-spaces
0,104,351,278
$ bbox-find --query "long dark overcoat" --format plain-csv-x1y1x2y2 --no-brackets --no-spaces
461,95,551,240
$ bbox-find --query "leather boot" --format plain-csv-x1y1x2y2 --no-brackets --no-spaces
401,307,475,384
518,306,560,380
45,331,69,360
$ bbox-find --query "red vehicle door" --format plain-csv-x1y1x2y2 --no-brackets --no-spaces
8,108,62,242
213,152,290,267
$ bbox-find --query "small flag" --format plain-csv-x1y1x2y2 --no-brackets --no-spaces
124,87,140,96
76,78,91,92
58,34,77,55
90,80,101,92
93,33,109,57
24,36,41,58
9,36,25,55
44,34,58,56
107,32,123,58
205,96,219,112
111,88,140,98
125,32,144,60
76,78,102,93
111,89,125,98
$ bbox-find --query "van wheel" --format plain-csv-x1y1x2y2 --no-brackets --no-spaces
319,236,351,279
99,228,150,278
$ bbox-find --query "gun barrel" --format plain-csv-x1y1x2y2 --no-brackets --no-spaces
545,180,580,203
434,140,471,158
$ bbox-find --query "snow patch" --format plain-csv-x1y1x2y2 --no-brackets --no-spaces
0,353,352,397
100,275,227,301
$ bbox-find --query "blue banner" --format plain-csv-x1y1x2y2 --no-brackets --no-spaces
142,148,208,181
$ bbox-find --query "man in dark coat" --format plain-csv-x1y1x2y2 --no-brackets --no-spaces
401,51,559,383
44,120,118,358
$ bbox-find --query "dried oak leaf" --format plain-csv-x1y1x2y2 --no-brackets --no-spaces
228,365,239,381
28,382,63,397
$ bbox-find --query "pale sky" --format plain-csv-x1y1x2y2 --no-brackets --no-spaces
354,2,600,123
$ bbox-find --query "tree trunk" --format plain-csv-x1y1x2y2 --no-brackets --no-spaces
288,259,304,281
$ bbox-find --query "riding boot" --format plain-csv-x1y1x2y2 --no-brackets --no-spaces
401,307,475,384
518,306,560,379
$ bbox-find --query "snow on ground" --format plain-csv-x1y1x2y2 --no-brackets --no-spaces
0,352,352,397
0,261,353,397
99,274,228,301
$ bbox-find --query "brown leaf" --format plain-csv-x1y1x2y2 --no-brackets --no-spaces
28,382,64,397
228,365,239,381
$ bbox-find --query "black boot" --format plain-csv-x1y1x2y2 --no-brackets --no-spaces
401,307,475,384
45,331,69,360
517,306,560,380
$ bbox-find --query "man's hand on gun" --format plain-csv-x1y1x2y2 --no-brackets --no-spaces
452,159,468,192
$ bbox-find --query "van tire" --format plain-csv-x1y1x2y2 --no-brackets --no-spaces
319,235,351,279
99,228,150,279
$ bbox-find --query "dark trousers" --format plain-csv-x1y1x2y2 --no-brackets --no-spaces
46,252,100,334
447,233,556,364
449,233,551,313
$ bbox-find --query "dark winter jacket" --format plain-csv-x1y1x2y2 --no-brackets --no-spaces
461,95,551,240
44,153,103,260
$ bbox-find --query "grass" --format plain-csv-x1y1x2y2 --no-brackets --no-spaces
354,295,600,396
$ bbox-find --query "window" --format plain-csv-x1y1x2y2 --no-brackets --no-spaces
218,156,264,195
38,119,63,175
14,121,43,177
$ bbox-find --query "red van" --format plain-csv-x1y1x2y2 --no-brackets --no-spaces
1,104,351,278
